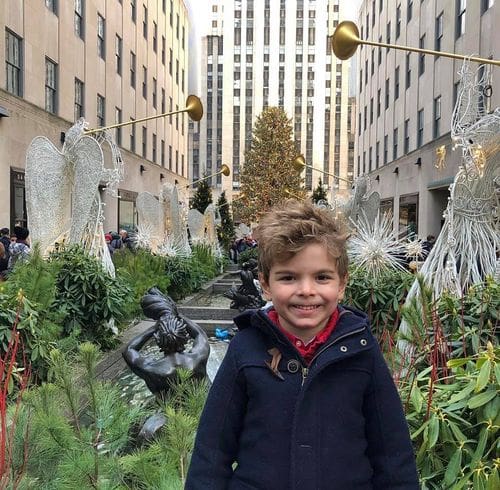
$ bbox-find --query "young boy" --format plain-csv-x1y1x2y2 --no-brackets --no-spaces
186,201,419,489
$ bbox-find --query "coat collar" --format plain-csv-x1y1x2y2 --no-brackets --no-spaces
234,305,370,357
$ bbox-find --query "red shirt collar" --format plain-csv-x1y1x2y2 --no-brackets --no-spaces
267,308,340,365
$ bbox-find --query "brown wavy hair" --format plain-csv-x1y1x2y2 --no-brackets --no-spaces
253,200,349,282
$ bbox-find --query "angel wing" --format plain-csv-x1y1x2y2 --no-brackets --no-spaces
25,136,72,253
137,191,164,248
67,136,104,244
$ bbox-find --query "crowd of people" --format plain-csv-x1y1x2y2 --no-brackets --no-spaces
0,226,136,280
229,235,258,263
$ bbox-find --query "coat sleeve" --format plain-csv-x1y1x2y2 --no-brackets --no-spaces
363,340,420,489
185,342,247,490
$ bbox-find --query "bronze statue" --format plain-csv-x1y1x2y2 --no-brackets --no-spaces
224,259,266,311
122,287,210,395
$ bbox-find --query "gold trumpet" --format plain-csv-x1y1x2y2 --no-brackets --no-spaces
332,21,500,66
84,95,203,135
187,164,231,188
293,155,351,184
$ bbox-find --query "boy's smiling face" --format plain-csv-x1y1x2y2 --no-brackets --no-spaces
259,242,347,343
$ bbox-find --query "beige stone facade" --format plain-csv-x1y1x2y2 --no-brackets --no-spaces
356,0,499,238
0,0,190,232
194,0,354,201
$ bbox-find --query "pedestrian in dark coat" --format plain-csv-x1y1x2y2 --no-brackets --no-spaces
186,201,418,489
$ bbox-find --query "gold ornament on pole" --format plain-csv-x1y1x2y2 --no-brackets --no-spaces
187,164,230,188
293,155,352,184
331,21,500,67
84,95,204,135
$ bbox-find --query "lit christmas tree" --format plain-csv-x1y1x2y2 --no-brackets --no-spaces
237,107,305,223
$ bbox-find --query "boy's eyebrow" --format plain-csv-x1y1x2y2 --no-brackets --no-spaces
273,268,338,275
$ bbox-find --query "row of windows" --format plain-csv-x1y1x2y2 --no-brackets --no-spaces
362,0,493,50
358,100,443,173
45,0,184,46
5,28,184,117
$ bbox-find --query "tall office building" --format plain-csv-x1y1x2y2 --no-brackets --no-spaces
355,0,499,238
0,0,189,231
194,0,353,200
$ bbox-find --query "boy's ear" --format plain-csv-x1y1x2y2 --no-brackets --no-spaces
339,274,348,301
258,272,272,301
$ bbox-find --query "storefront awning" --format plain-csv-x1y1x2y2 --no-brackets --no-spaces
427,176,454,190
0,106,9,117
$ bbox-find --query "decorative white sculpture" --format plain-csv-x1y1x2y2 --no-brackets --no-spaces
398,61,500,356
25,118,123,275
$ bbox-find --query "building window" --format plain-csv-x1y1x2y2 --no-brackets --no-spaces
376,141,380,167
74,78,84,120
385,78,390,109
45,0,57,14
130,119,135,152
435,13,443,51
143,5,148,38
97,14,105,59
404,119,409,153
169,48,173,74
433,96,441,138
419,35,425,75
142,66,147,98
161,139,165,166
456,0,466,39
142,126,147,158
45,58,57,114
118,191,137,231
152,133,157,162
417,108,424,147
115,35,122,74
386,21,391,48
370,97,374,124
405,53,411,88
384,135,388,164
407,0,413,22
161,36,166,64
378,36,382,64
131,0,136,22
377,88,381,117
399,194,418,239
74,0,84,39
153,21,157,52
5,30,22,96
482,0,494,14
152,78,157,108
396,4,401,37
130,51,136,87
115,107,122,145
393,127,398,160
97,94,105,127
394,66,400,99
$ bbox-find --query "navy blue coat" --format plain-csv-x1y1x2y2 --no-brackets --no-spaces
186,306,419,489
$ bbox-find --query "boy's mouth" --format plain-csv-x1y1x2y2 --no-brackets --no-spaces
292,305,320,311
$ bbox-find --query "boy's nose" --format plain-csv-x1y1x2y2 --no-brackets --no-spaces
297,279,316,295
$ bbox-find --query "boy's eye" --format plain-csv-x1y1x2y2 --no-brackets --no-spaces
277,275,294,281
317,274,332,281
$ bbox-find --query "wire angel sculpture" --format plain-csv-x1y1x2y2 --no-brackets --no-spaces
398,61,500,357
25,118,124,275
135,183,191,256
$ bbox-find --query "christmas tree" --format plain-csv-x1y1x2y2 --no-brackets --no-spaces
216,191,236,251
190,179,212,214
311,178,328,204
237,107,305,223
